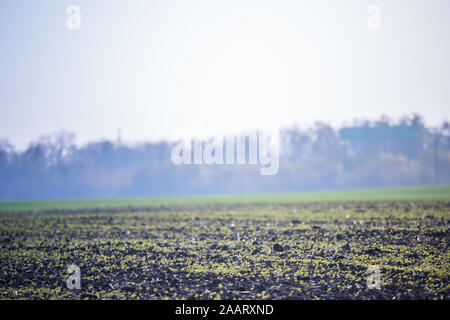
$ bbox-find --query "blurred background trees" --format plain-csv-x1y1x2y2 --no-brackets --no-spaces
0,115,449,201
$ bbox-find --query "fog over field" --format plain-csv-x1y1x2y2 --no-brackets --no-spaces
0,116,449,201
1,1,449,201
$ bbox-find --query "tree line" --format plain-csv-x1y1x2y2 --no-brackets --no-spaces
0,115,449,201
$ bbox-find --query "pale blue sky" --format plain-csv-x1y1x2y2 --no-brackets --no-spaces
1,0,449,149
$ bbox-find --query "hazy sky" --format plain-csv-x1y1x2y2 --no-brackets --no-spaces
1,0,449,149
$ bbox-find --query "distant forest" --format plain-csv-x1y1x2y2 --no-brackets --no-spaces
1,115,449,201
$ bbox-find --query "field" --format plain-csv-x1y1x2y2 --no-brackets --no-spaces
0,186,449,299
